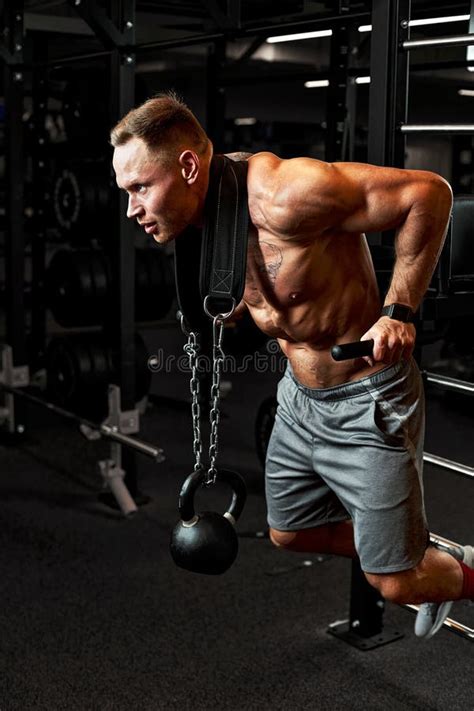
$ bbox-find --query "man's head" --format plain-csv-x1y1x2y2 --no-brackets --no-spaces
111,92,212,244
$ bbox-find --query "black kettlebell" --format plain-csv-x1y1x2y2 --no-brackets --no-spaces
170,468,247,575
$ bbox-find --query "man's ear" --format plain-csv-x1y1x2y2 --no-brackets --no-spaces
178,150,199,184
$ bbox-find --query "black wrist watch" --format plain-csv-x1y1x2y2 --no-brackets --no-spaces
381,303,414,323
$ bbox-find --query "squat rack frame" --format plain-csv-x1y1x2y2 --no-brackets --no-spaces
0,0,165,513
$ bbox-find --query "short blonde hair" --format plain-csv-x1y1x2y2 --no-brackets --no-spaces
110,91,210,159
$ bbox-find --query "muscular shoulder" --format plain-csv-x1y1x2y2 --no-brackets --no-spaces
247,154,452,239
247,153,356,237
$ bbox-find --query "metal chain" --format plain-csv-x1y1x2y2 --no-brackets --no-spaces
182,329,202,472
178,309,228,486
206,315,226,485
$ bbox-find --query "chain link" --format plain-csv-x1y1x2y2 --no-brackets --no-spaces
206,316,226,485
183,331,202,472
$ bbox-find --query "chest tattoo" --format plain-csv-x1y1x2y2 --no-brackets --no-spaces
253,242,283,284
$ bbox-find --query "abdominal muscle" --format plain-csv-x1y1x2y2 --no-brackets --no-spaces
243,230,385,388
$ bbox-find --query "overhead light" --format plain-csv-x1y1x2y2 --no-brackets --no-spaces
305,77,371,88
358,14,469,32
234,117,257,126
304,79,330,88
459,89,474,96
267,29,332,43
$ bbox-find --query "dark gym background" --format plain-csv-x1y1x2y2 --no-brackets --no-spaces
0,2,473,710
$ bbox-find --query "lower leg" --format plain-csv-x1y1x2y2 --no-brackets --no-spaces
269,520,357,558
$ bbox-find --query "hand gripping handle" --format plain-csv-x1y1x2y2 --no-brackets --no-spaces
331,339,374,362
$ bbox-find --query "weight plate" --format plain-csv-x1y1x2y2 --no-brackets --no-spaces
53,169,81,231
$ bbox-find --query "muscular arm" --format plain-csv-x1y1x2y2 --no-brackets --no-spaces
336,162,453,312
253,154,453,363
267,156,453,312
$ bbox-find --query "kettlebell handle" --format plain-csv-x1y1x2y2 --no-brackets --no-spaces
178,468,247,525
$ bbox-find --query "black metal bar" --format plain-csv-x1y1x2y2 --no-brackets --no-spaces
367,0,409,249
325,23,349,162
108,0,138,495
136,31,223,53
0,383,163,460
469,0,474,66
327,558,404,650
345,79,357,161
330,1,411,649
29,35,49,371
206,39,227,150
368,0,410,168
36,11,374,68
3,2,27,435
68,0,131,49
135,11,370,53
238,10,370,36
0,1,23,63
47,49,113,68
349,559,385,638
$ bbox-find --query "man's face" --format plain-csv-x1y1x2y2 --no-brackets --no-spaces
113,136,197,245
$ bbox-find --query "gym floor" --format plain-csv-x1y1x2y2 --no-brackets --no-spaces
0,326,472,711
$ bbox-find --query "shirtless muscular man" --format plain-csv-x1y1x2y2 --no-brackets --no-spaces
111,93,473,640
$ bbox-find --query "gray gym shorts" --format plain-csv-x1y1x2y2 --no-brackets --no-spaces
266,358,429,573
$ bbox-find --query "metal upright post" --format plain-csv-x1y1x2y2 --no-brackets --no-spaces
329,0,411,650
368,0,410,168
206,40,227,151
325,23,350,162
367,0,410,248
108,0,138,497
468,0,474,68
1,2,27,437
328,559,404,649
69,0,140,499
29,36,49,371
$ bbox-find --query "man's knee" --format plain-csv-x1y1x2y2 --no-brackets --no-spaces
364,569,416,604
269,527,299,549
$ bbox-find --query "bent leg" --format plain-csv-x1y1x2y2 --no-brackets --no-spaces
365,546,464,605
269,520,357,558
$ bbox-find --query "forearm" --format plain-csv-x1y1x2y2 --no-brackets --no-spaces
384,180,452,311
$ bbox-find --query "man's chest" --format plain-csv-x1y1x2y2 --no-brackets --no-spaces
243,227,329,309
